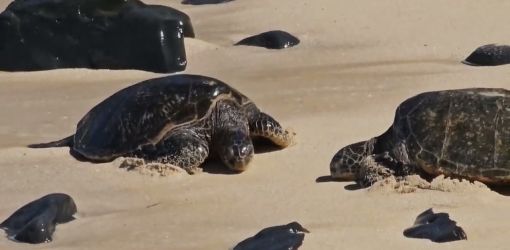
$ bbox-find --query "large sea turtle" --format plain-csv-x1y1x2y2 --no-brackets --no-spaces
330,88,510,186
31,74,293,173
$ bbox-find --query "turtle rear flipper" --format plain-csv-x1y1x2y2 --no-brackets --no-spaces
28,135,74,148
249,112,294,148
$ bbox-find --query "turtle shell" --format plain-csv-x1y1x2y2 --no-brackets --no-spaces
391,88,510,182
73,74,250,161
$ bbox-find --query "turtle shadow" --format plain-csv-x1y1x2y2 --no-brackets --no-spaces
315,175,336,183
29,139,283,175
27,141,118,164
343,183,364,190
201,159,239,175
315,175,363,191
68,148,107,163
487,186,510,196
252,137,284,154
70,150,241,175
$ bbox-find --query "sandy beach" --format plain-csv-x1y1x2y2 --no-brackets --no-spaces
1,0,510,249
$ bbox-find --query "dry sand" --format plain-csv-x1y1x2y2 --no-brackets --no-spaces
1,0,510,249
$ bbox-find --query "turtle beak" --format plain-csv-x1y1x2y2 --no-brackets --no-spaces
224,143,254,172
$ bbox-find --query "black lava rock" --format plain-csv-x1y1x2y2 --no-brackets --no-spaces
0,193,77,244
403,208,467,243
233,222,310,250
463,44,510,66
235,30,300,49
182,0,234,5
0,0,195,73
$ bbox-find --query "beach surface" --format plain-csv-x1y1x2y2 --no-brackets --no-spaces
1,0,510,249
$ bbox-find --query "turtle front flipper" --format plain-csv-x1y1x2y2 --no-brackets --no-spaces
357,153,396,187
249,112,293,148
141,129,209,174
357,152,419,187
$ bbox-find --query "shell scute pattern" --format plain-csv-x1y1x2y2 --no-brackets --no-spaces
401,90,510,179
73,75,244,160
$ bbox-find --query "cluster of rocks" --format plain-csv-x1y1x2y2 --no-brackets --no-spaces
1,193,309,248
2,193,466,246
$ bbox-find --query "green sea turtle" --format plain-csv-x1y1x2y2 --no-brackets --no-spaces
30,74,293,173
330,88,510,187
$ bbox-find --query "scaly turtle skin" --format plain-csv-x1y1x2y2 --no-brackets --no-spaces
31,74,293,173
330,88,510,186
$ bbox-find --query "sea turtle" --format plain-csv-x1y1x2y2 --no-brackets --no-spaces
330,88,510,187
30,74,293,173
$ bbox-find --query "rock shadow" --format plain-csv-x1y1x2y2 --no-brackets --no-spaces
252,137,284,154
487,186,510,196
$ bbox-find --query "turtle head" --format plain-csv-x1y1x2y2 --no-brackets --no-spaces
216,129,254,172
330,139,375,180
214,100,255,172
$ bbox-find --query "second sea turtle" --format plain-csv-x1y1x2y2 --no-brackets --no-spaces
330,88,510,186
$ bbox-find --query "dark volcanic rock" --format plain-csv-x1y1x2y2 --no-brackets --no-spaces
0,0,195,73
1,193,77,244
463,44,510,66
235,30,300,49
233,222,310,250
182,0,234,5
403,208,467,243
